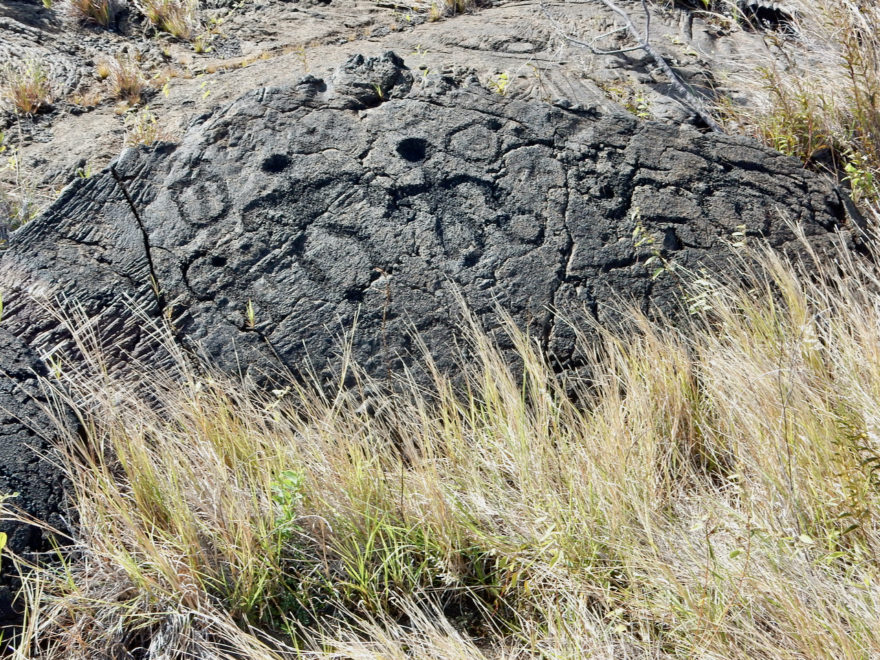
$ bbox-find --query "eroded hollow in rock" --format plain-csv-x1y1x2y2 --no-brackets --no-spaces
261,153,292,173
396,137,428,162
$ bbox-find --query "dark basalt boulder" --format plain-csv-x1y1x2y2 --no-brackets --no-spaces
0,53,863,601
0,52,862,381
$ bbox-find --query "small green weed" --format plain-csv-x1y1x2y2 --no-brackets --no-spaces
488,71,510,96
270,469,303,539
123,106,165,146
1,133,41,229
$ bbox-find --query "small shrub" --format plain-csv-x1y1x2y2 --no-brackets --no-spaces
1,60,52,115
94,59,111,80
108,55,145,104
66,0,116,26
487,70,511,96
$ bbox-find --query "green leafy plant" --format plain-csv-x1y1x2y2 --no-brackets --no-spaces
488,71,510,96
716,1,880,208
270,469,303,540
625,94,652,119
844,152,877,203
123,106,163,146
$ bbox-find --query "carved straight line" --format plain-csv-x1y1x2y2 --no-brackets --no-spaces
110,166,167,317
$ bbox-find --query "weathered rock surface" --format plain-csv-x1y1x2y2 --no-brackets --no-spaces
0,328,72,629
1,0,831,212
0,52,863,613
0,52,861,379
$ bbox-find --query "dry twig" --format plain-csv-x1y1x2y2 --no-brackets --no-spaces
541,0,724,132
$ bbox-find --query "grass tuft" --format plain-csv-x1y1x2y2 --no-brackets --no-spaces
123,106,168,146
0,60,52,115
108,55,145,105
140,0,199,40
66,0,116,27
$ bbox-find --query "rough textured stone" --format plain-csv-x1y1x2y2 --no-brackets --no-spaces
1,0,836,211
0,52,861,380
0,54,863,588
0,328,72,630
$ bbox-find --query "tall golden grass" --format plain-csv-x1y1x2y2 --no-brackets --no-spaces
137,0,199,40
4,222,880,658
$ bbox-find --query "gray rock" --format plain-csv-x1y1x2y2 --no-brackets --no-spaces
0,53,863,594
2,52,860,379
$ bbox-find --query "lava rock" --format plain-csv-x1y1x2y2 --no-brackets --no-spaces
0,53,863,584
0,328,73,631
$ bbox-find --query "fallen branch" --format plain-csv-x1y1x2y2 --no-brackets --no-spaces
541,0,724,132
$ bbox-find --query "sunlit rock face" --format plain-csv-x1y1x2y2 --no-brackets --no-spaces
0,54,862,606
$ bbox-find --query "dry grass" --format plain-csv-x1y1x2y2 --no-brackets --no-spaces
123,106,168,146
66,0,115,27
139,0,199,40
0,131,43,230
94,59,111,81
0,61,52,115
5,223,880,658
107,55,145,105
717,0,880,205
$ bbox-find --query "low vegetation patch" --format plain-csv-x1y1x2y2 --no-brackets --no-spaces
138,0,200,40
0,60,52,115
0,131,41,231
123,106,167,145
6,226,880,658
717,0,880,205
65,0,116,27
108,55,146,105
